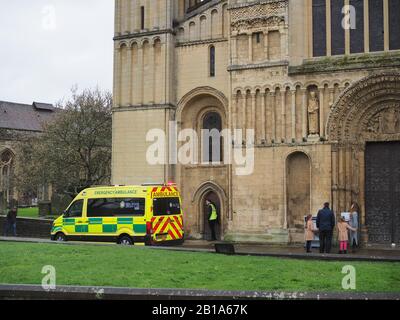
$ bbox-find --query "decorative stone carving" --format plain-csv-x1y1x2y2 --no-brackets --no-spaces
327,72,400,143
232,16,285,32
366,106,400,134
230,0,288,24
230,0,287,33
307,91,320,136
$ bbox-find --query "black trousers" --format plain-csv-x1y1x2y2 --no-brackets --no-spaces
319,230,333,253
306,241,312,252
209,220,217,240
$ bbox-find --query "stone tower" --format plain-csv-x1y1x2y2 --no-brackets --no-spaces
112,0,179,185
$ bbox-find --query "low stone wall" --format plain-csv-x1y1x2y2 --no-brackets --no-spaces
0,284,399,300
0,216,53,239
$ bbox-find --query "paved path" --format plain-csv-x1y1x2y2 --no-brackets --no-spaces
1,236,399,262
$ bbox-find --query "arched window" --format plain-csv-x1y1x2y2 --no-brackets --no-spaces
202,112,222,163
209,46,215,77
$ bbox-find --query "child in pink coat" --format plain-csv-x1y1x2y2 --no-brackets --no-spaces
337,217,357,254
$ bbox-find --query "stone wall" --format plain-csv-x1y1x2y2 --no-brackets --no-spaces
0,216,53,239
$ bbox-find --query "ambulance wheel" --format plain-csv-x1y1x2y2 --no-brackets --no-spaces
118,235,133,246
55,233,66,242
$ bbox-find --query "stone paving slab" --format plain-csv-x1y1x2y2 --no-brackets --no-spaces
0,284,399,300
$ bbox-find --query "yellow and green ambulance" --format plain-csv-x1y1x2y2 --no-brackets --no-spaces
50,185,184,246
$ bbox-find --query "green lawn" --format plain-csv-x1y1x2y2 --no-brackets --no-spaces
0,242,399,292
17,207,39,218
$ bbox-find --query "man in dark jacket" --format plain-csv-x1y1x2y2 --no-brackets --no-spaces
4,204,17,237
316,202,335,253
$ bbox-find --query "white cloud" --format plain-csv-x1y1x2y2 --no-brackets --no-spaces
0,0,114,105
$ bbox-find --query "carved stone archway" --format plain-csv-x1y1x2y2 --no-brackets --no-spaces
192,181,227,240
327,72,400,245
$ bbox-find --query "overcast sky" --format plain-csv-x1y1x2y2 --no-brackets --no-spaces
0,0,114,105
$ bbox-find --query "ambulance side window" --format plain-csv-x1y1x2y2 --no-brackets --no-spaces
87,198,145,217
67,200,84,218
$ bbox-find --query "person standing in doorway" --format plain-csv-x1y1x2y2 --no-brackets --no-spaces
316,202,335,253
349,203,360,253
206,200,218,241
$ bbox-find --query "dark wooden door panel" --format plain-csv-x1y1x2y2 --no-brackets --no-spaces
365,142,400,244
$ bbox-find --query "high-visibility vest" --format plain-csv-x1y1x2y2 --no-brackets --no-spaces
209,204,218,221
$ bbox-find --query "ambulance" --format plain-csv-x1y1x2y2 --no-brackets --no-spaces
50,184,184,246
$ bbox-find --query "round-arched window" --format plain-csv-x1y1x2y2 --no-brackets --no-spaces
202,112,222,163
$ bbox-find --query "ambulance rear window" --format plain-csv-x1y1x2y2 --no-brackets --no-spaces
87,198,145,217
153,197,181,216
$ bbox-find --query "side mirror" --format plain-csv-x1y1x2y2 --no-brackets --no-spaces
63,210,69,217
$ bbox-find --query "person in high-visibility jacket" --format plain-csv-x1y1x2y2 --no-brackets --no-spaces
206,200,218,241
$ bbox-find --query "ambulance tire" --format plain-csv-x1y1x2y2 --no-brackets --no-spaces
55,233,66,242
118,235,133,246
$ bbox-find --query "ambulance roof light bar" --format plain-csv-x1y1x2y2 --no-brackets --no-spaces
141,183,165,187
140,182,177,187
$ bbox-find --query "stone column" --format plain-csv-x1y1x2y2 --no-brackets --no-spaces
329,87,335,109
384,0,389,51
138,44,144,104
123,0,129,33
232,34,238,65
113,47,121,107
261,91,266,142
153,0,159,29
130,0,136,33
270,91,276,143
126,46,133,105
263,31,269,60
291,90,296,142
136,1,141,30
364,0,370,53
251,92,256,144
332,145,339,217
115,0,122,35
248,33,253,63
232,94,237,129
319,87,325,138
150,43,156,104
281,90,286,143
280,27,288,60
241,93,246,141
302,89,308,139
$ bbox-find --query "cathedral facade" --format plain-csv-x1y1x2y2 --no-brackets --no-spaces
112,0,400,245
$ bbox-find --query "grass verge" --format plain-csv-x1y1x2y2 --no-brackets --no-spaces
0,242,399,292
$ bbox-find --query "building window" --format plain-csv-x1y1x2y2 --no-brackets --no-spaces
141,6,145,30
389,0,400,50
202,112,222,163
255,32,261,43
350,0,365,53
312,0,327,57
369,0,384,52
331,0,345,55
210,46,215,77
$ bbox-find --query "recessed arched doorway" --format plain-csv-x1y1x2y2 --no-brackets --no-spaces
327,72,400,245
286,152,311,230
202,191,221,241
